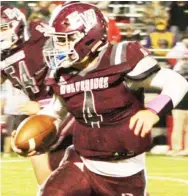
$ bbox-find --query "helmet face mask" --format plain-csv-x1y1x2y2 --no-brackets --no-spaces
43,3,108,70
0,21,20,50
44,31,84,69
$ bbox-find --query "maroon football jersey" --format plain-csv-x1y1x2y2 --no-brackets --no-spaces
49,41,160,160
1,21,50,101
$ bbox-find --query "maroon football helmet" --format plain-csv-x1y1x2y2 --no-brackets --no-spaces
43,2,108,69
0,5,29,51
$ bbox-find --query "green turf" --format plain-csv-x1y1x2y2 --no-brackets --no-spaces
1,155,37,196
1,154,188,196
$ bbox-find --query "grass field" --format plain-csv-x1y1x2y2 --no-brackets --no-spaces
1,154,188,196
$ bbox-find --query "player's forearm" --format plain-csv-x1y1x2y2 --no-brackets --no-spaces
38,94,67,131
130,67,188,115
146,68,188,115
149,68,188,106
38,95,66,118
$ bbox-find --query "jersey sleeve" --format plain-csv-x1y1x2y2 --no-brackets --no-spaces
125,42,161,80
38,94,67,119
38,94,69,133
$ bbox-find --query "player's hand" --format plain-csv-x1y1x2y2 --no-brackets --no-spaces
49,135,65,151
18,101,40,115
11,130,38,157
129,109,160,137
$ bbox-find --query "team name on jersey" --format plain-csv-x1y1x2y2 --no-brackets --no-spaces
60,77,109,94
0,51,25,69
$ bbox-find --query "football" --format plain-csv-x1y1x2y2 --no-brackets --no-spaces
14,114,57,154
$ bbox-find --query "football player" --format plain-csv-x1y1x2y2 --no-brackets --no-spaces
33,2,188,196
0,5,73,185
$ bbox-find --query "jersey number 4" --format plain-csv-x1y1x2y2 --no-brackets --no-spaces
4,61,39,94
83,90,103,128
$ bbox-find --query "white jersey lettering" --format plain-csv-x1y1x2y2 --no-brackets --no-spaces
60,77,109,94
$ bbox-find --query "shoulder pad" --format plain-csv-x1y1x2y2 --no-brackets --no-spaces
110,41,150,67
29,21,48,41
126,56,160,80
109,41,129,66
126,42,150,70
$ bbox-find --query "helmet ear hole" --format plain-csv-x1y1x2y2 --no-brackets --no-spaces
85,39,95,46
18,24,24,38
